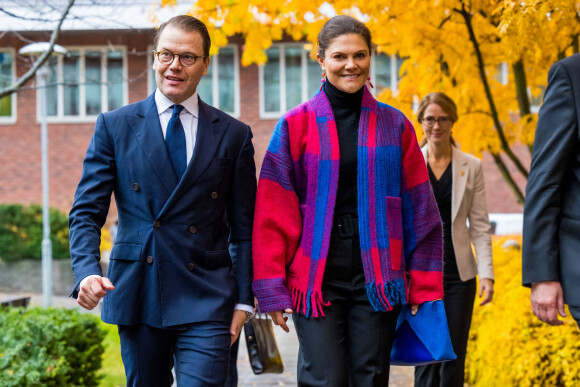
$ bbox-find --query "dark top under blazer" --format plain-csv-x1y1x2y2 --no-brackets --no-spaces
523,53,580,306
69,93,257,327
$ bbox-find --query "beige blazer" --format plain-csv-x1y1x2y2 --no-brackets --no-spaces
422,146,494,281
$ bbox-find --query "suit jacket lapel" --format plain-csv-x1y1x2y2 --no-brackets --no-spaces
157,98,228,218
183,98,227,185
451,147,469,223
126,94,179,195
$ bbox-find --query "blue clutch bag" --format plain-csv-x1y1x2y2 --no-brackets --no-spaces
390,300,457,366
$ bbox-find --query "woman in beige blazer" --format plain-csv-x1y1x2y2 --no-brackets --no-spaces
414,92,494,387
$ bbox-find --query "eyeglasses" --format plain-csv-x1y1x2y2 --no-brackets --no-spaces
153,50,206,67
422,116,451,127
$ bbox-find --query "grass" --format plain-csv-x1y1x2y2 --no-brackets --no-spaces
98,321,126,387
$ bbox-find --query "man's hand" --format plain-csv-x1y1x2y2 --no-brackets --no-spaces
479,278,494,306
531,281,566,326
268,309,293,332
230,310,248,345
77,275,114,310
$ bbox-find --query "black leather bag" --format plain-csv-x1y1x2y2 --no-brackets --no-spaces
244,314,284,374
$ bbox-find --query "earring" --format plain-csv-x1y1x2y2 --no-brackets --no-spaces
320,71,326,91
367,76,374,89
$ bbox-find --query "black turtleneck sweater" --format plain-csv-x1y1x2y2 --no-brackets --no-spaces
324,80,364,216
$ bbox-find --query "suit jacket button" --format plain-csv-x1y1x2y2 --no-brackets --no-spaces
211,192,218,199
132,183,140,191
187,262,195,271
189,226,197,234
146,256,154,264
153,220,160,229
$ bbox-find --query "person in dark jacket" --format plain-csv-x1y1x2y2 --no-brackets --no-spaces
523,53,580,328
68,15,256,387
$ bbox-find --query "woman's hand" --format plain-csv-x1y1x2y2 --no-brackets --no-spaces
410,304,419,315
268,309,294,332
479,278,494,306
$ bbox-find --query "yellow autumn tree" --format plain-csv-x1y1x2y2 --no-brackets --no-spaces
151,0,580,205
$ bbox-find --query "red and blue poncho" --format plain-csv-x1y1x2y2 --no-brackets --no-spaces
253,86,443,318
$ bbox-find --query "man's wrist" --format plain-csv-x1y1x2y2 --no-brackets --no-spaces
242,310,253,323
234,303,255,323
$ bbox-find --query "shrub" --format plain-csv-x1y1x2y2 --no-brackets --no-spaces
0,204,70,261
0,307,106,386
466,236,580,386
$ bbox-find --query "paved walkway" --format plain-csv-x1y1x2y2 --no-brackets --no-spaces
1,292,414,386
235,316,414,386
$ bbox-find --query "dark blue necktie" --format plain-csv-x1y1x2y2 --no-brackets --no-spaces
165,104,187,179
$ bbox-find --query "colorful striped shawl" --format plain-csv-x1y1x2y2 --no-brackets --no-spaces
253,86,443,318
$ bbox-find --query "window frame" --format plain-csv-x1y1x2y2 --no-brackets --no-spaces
0,48,17,124
148,44,240,118
40,46,128,123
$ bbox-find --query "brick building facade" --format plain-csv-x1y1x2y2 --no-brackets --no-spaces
0,23,526,228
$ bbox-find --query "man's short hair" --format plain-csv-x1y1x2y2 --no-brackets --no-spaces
154,15,211,57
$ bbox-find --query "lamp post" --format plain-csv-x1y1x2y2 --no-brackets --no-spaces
19,42,67,308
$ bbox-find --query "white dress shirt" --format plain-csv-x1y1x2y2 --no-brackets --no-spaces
155,89,199,165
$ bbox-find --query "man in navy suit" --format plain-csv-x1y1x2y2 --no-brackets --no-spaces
523,53,580,328
69,15,256,386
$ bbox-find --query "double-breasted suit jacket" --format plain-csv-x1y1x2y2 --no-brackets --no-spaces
69,93,256,327
422,146,494,281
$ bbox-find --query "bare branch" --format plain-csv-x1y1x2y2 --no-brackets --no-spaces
0,7,56,22
0,0,75,100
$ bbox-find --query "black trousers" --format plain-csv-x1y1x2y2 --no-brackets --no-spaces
294,232,400,387
414,277,476,387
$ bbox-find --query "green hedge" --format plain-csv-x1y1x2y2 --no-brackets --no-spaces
0,204,70,261
0,307,106,386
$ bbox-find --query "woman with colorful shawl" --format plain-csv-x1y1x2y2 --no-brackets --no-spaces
252,15,444,386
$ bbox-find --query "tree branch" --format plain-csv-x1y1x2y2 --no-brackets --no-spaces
457,1,529,179
512,60,531,117
0,7,56,22
0,0,75,100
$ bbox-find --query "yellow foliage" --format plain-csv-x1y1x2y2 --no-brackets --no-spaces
151,0,580,202
466,236,580,386
100,228,112,256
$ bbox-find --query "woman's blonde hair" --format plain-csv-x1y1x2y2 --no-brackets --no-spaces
417,92,457,147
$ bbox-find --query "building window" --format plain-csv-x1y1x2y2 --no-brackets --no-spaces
197,46,240,117
44,47,127,122
148,45,240,117
259,44,321,119
0,50,16,123
259,44,402,118
371,53,404,96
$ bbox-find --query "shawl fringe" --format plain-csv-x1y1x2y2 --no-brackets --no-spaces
365,278,406,312
291,288,331,318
